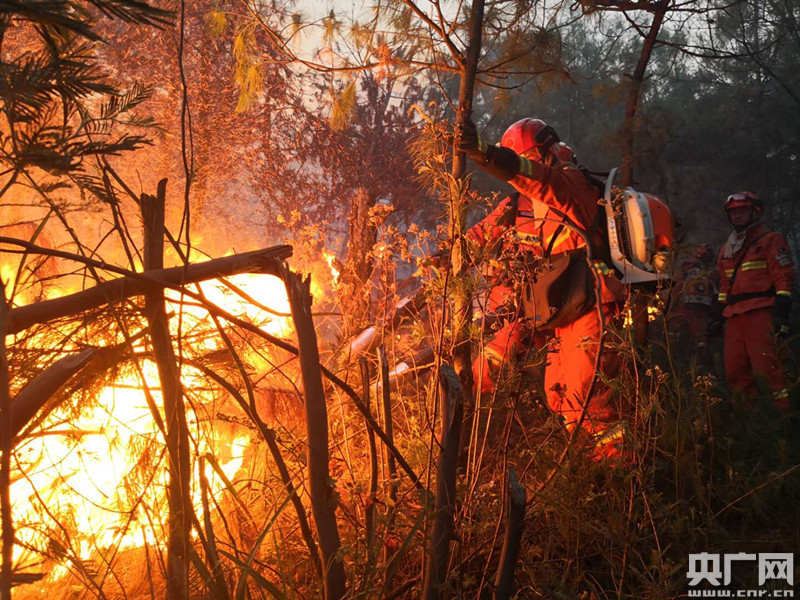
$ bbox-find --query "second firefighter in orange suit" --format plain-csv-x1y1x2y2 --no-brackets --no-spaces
458,116,630,461
671,243,719,352
716,191,794,409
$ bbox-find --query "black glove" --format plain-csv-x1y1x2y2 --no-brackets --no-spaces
706,299,724,338
772,294,792,340
455,116,487,160
456,117,520,181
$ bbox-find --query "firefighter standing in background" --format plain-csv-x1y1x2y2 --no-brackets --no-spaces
457,115,631,462
467,141,578,395
715,191,795,409
671,243,719,359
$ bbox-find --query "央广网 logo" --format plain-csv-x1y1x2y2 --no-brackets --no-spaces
687,553,795,598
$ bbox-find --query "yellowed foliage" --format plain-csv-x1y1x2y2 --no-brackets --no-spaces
204,9,227,39
330,80,357,132
350,21,372,50
233,24,254,64
291,12,303,37
377,40,392,66
322,9,339,46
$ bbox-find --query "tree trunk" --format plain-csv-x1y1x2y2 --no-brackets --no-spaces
284,269,347,600
619,1,667,187
141,180,192,600
340,187,377,340
450,0,486,416
422,364,463,600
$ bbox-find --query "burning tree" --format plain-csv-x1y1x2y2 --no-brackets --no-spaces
0,1,341,599
3,0,799,598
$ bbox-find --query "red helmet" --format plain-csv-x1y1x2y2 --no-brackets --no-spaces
501,118,559,160
695,242,715,263
724,191,763,215
554,142,576,164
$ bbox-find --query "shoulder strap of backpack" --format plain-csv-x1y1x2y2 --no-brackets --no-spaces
500,192,520,228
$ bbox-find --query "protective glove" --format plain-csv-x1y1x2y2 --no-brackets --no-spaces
455,116,487,160
456,117,520,181
772,294,792,341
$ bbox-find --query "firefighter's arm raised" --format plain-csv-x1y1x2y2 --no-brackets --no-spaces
457,117,584,218
457,118,520,181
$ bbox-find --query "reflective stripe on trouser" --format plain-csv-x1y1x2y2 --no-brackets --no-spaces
545,305,623,437
724,307,787,407
592,421,627,461
473,319,525,395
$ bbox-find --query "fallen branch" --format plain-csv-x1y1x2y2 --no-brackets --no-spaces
5,245,292,335
11,349,96,437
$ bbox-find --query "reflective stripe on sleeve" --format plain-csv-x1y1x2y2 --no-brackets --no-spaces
519,156,533,177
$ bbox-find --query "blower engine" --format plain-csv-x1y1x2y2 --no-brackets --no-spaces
603,167,675,284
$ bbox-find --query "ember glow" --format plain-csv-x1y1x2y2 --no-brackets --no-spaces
1,243,324,595
9,360,253,580
194,273,293,336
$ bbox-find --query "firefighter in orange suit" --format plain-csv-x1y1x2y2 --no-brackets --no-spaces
716,191,794,409
466,141,578,395
457,115,631,461
671,243,719,351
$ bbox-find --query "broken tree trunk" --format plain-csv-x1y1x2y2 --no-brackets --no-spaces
359,358,379,591
6,245,292,335
284,268,347,600
493,467,526,600
1,286,12,600
339,187,376,340
141,180,192,600
378,345,397,505
422,364,464,600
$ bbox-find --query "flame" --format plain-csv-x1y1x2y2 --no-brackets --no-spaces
647,305,661,322
3,237,347,593
5,270,294,583
10,363,255,577
193,273,293,337
324,252,340,285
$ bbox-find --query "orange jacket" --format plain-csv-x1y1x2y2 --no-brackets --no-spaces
504,160,626,305
466,193,578,256
717,223,794,318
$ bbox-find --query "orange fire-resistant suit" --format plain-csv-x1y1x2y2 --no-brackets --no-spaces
717,223,795,407
671,253,719,346
467,159,628,457
466,193,545,395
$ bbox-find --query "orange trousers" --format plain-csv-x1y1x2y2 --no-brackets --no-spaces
473,284,524,394
544,305,622,434
724,308,788,408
